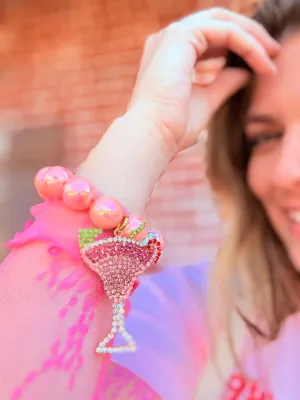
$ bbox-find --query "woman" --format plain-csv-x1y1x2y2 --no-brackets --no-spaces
0,0,298,398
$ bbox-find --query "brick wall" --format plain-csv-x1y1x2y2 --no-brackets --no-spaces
0,0,259,266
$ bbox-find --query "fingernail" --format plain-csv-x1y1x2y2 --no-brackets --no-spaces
271,39,281,50
268,62,277,75
260,60,277,76
271,61,277,72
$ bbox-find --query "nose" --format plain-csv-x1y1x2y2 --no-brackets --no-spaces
273,123,300,190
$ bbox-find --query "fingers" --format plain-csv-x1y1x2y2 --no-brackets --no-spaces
137,31,164,82
137,7,279,84
195,20,277,75
195,57,226,73
205,8,280,56
175,7,279,75
193,57,226,85
184,68,250,147
200,46,228,60
204,67,251,112
132,7,279,114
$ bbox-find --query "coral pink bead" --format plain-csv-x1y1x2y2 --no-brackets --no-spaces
89,183,98,199
34,167,50,199
122,215,148,241
89,196,124,229
43,166,69,199
63,168,74,179
63,176,95,211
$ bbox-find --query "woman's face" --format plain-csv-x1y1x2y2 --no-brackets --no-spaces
246,31,300,270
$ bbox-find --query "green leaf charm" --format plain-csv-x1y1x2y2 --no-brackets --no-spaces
78,228,103,249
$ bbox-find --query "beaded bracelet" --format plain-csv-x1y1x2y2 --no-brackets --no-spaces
34,166,164,354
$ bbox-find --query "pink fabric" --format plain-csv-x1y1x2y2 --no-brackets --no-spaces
0,200,154,399
112,263,211,400
238,312,300,399
112,262,300,399
104,363,160,399
6,199,95,257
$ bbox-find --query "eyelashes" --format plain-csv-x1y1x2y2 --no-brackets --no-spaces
246,132,283,150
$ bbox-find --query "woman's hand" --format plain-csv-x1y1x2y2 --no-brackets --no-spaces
129,7,279,152
79,8,280,215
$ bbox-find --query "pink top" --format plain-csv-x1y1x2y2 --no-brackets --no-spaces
115,265,300,399
1,200,299,399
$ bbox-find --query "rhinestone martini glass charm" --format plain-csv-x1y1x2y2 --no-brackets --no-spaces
80,229,163,354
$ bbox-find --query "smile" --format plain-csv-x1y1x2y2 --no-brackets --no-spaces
288,211,300,224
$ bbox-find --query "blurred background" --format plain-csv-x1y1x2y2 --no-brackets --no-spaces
0,0,259,265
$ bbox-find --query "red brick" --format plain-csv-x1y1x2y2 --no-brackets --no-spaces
77,69,98,83
107,35,139,51
71,83,97,97
107,11,134,25
93,106,126,119
58,71,80,86
0,89,21,108
96,78,135,93
105,0,131,14
96,91,131,107
68,122,106,138
92,49,142,68
97,64,138,80
63,109,98,125
64,95,99,111
130,0,147,11
56,85,73,100
109,24,139,38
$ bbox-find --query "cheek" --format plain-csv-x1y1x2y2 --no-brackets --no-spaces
247,154,273,202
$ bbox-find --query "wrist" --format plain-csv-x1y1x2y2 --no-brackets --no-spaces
77,110,176,215
125,102,179,157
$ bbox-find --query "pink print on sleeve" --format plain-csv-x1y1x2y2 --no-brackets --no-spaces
5,201,111,399
10,247,104,399
225,373,274,400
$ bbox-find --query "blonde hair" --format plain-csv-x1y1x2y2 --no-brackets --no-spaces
197,0,300,396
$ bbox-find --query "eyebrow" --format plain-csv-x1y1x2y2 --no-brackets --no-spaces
245,115,279,125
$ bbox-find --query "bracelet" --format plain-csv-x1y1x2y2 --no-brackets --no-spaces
34,166,164,354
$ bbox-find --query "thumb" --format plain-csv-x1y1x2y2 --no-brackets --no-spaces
179,68,250,152
205,67,251,113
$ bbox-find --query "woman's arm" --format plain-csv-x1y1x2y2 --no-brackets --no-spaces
0,111,172,400
0,241,112,399
77,108,175,215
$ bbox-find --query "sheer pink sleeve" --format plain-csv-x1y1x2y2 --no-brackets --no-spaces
112,263,211,400
0,200,157,399
103,362,161,399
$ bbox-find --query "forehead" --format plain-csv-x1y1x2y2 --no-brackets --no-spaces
248,31,300,118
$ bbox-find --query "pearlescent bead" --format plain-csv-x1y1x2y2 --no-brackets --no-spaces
122,215,148,241
34,167,50,199
90,183,99,199
89,196,124,229
64,168,74,179
43,166,69,199
63,176,94,211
